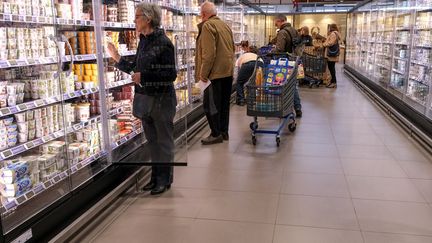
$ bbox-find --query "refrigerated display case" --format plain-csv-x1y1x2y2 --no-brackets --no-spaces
345,0,432,137
0,0,254,241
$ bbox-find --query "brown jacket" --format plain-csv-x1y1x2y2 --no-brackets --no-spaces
195,16,235,81
322,31,341,62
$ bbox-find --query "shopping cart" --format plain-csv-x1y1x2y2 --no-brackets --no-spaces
245,53,299,146
301,48,327,88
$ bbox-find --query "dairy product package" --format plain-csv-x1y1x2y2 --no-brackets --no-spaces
0,161,30,183
1,176,32,197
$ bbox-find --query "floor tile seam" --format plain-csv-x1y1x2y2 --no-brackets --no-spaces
349,80,432,162
88,194,141,243
360,229,432,238
331,117,364,238
195,215,276,225
171,186,282,195
342,173,408,179
351,197,431,205
274,221,360,231
391,159,431,203
349,196,426,204
283,171,345,176
274,223,365,233
190,217,276,227
344,174,415,179
184,165,287,173
279,191,351,199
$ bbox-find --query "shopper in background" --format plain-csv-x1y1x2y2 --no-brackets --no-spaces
107,2,177,195
300,26,313,46
235,45,260,106
273,14,303,118
322,23,341,88
196,1,235,145
240,40,249,52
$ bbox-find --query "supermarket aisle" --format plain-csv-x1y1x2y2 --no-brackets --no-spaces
88,65,432,243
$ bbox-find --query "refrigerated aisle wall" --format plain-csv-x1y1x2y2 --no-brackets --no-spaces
345,0,432,119
0,0,254,241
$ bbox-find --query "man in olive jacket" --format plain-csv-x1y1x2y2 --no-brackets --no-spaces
273,14,303,118
196,1,235,145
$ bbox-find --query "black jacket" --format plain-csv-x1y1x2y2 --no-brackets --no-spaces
116,28,177,95
301,35,313,46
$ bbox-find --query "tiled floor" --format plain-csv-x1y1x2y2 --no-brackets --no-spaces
88,65,432,243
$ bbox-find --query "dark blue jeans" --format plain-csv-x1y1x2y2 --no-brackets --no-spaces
236,61,256,103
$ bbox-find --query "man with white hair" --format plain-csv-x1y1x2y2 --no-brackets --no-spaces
195,1,235,145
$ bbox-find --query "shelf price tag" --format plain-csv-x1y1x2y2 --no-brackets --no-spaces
44,180,52,188
0,60,9,68
1,150,13,159
24,141,35,150
33,183,44,194
75,55,83,61
0,107,11,116
17,104,27,111
15,195,26,205
8,60,17,67
18,15,25,22
90,87,98,93
26,190,35,199
52,175,60,183
16,60,27,66
3,14,11,21
4,201,17,211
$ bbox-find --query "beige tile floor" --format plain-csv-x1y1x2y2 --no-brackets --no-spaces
88,66,432,243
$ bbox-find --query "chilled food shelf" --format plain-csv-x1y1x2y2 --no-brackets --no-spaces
415,44,432,49
1,150,107,214
393,56,408,61
392,69,405,75
0,78,132,119
0,51,137,69
0,87,99,118
112,127,143,150
376,63,390,69
409,77,430,85
0,13,136,29
406,95,427,107
411,60,431,67
107,79,134,89
0,107,123,161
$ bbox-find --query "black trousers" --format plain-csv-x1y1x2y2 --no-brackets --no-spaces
236,61,256,103
203,76,233,137
328,61,337,84
141,92,177,186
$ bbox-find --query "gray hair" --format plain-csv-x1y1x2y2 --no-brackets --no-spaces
136,3,162,28
201,1,217,16
274,14,287,22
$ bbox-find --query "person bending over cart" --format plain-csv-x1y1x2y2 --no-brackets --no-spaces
107,3,177,195
235,45,262,106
